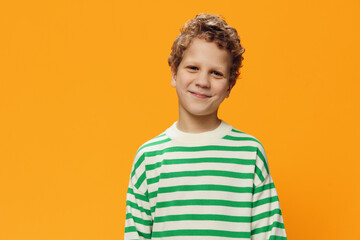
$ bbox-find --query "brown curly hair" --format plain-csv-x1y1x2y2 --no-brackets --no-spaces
168,13,245,87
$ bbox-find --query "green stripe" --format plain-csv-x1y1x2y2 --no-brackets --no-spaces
146,161,163,171
148,170,253,184
136,135,169,153
124,226,152,239
251,221,285,235
147,176,159,185
126,200,152,216
127,188,148,202
126,212,153,226
255,165,265,182
131,154,145,179
124,225,137,233
148,171,253,185
149,184,253,199
154,214,251,223
158,184,252,194
269,236,287,240
253,196,279,208
145,145,257,158
154,199,252,210
222,135,261,145
139,231,152,240
152,229,250,238
252,208,282,222
134,171,146,189
231,129,245,134
147,157,256,171
256,148,269,174
254,183,275,194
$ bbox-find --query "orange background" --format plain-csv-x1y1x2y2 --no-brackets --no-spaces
1,0,359,239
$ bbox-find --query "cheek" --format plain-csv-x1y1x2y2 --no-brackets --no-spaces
178,77,192,89
213,83,229,96
176,81,187,91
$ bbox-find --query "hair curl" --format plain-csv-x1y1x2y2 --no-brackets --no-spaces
168,13,245,87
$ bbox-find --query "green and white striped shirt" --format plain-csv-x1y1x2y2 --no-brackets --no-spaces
125,121,287,240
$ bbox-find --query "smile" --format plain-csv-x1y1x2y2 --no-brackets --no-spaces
189,91,211,99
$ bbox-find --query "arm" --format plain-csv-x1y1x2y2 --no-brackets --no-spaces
251,146,287,240
124,154,153,240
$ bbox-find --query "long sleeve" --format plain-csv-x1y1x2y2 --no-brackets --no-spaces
124,153,153,240
251,146,287,240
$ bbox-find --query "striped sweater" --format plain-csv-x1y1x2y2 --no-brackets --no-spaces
125,121,287,240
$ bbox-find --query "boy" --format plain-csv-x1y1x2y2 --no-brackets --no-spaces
125,13,287,240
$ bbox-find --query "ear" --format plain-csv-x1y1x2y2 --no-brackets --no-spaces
171,70,177,87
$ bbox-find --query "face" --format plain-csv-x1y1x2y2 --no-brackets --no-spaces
171,37,233,119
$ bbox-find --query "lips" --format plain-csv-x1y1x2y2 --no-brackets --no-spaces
189,91,211,99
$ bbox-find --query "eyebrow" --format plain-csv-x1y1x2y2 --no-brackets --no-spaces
183,60,228,71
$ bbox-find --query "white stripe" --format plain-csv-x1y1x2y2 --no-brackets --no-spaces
153,219,250,232
154,204,252,217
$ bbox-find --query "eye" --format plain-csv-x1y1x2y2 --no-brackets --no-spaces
187,66,198,71
212,71,224,77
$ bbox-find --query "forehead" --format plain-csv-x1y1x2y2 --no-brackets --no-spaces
181,38,232,70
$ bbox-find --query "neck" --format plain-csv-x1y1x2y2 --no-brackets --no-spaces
177,109,221,133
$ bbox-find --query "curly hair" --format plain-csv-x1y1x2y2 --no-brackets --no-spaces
168,13,245,87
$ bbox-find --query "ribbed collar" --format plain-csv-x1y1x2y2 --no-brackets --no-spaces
165,120,232,145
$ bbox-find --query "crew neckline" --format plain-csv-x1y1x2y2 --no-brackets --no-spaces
165,120,232,145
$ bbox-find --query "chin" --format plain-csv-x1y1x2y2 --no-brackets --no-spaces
187,108,215,117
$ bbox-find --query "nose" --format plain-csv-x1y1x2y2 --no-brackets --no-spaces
195,71,210,88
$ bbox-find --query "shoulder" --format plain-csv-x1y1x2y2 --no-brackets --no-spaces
227,125,271,180
134,128,173,159
222,123,265,151
129,129,172,175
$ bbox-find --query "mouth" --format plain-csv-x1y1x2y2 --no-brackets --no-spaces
189,91,211,99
